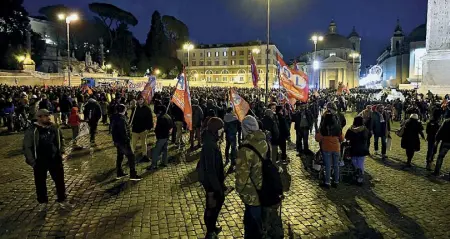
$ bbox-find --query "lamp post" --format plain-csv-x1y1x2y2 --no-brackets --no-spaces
265,0,271,104
58,13,78,87
311,35,323,88
349,52,360,88
183,43,194,78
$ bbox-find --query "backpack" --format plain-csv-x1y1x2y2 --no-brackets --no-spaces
240,143,283,207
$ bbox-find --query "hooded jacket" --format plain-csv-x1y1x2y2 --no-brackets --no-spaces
235,130,268,206
111,114,131,144
68,107,81,127
192,104,204,128
345,125,370,157
224,113,239,140
83,98,102,123
197,130,225,193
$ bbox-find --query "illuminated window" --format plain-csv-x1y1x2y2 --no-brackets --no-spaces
207,52,211,57
232,51,236,56
215,52,219,57
223,52,227,57
330,52,336,57
231,60,236,65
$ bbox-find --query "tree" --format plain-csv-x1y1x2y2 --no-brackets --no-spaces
38,4,70,22
0,0,30,69
145,11,169,60
108,23,135,75
162,15,189,57
88,2,138,49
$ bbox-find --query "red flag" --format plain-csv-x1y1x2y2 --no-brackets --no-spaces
171,69,193,130
141,75,157,104
277,54,309,103
229,89,250,122
250,55,259,88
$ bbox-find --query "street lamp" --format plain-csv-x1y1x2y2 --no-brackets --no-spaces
349,52,360,88
58,13,78,87
154,69,161,75
265,0,270,104
311,34,323,88
252,48,261,55
183,43,194,79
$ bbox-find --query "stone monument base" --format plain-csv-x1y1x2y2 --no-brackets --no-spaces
419,50,450,96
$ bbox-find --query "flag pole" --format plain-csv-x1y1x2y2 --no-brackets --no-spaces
166,78,180,115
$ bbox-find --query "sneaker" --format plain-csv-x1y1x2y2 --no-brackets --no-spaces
116,172,128,180
59,201,74,210
130,175,142,181
37,203,48,212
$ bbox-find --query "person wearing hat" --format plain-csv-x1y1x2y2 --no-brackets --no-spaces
129,95,153,162
401,113,425,167
197,117,225,238
149,105,173,170
23,109,73,211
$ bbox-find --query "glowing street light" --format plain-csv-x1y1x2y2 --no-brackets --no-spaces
58,13,79,86
252,48,261,54
183,42,194,78
311,34,324,88
154,69,161,75
16,55,26,62
105,64,112,69
349,52,360,87
313,60,320,70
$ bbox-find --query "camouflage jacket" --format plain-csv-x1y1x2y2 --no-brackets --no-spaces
235,130,268,206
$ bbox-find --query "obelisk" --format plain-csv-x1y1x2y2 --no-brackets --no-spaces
421,0,450,95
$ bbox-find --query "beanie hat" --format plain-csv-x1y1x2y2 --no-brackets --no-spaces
242,115,259,138
207,117,224,132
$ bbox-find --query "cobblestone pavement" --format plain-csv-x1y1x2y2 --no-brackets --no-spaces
1,113,450,239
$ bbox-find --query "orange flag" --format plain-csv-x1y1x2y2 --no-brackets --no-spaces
229,89,250,122
171,70,193,130
277,54,309,103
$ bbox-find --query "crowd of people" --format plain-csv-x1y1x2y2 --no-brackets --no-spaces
1,83,450,238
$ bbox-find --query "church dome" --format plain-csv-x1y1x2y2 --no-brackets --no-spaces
408,24,426,42
317,21,354,50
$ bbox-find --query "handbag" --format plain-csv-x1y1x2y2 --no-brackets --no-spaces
396,125,405,137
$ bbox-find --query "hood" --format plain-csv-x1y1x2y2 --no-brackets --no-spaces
88,98,97,103
242,130,268,155
71,107,78,114
224,113,238,123
349,125,366,133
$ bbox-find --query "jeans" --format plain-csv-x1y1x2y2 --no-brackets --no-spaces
434,142,450,175
88,122,98,143
426,139,436,163
374,135,387,155
131,131,148,155
33,162,66,203
244,204,263,239
71,125,79,143
322,151,340,185
296,128,309,152
115,143,137,177
225,136,237,165
204,190,225,235
152,138,169,166
351,156,365,174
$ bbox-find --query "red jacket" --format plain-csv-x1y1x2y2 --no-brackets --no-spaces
68,107,81,126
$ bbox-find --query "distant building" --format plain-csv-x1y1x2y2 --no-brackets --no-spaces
294,20,361,89
176,41,282,86
376,20,426,87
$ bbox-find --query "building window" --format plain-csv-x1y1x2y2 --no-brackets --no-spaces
232,51,236,56
215,61,220,66
257,59,262,65
207,61,212,66
239,50,244,56
231,60,236,65
199,61,204,66
207,52,211,57
215,52,219,57
239,60,244,65
223,76,227,81
330,52,336,57
223,61,227,66
200,53,203,57
192,61,196,66
184,53,188,57
192,53,196,57
223,52,227,57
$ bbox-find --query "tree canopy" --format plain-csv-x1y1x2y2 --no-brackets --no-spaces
38,4,70,22
162,15,189,51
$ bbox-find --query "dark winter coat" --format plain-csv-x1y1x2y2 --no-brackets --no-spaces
171,105,184,122
60,97,72,113
345,126,370,157
294,109,314,130
401,118,424,151
192,104,204,128
83,99,102,123
262,111,280,145
23,123,65,167
436,119,450,143
371,111,391,137
111,114,131,145
155,114,173,140
197,130,225,193
426,120,440,142
224,113,239,140
130,104,153,133
277,113,290,141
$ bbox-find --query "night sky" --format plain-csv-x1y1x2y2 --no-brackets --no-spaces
24,0,428,67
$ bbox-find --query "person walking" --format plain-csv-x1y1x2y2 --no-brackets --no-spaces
67,107,81,147
345,116,370,185
426,114,441,170
110,104,141,181
23,109,73,211
171,104,184,148
315,112,344,188
129,96,153,162
235,115,268,238
83,97,102,146
371,104,391,160
401,114,425,167
433,114,450,176
149,105,173,170
197,117,226,239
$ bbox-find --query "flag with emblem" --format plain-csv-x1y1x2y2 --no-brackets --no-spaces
250,55,259,88
141,75,157,104
229,89,250,122
277,54,309,103
171,68,193,130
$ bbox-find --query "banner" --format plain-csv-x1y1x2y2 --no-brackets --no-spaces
250,55,259,88
277,54,309,103
141,75,157,104
127,81,147,91
229,89,250,122
171,70,193,130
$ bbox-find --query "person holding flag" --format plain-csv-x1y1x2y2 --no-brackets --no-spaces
170,68,193,149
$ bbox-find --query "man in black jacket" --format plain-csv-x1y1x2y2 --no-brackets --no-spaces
23,109,72,211
262,109,280,163
130,96,153,161
60,94,72,125
111,104,141,181
190,99,204,150
83,97,102,145
171,104,184,147
149,105,173,170
294,102,314,154
433,114,450,176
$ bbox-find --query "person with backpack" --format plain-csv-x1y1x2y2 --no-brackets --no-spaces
197,117,225,239
236,115,283,238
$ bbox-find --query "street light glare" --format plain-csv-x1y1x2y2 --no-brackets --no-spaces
311,35,318,41
58,14,65,20
318,36,324,41
183,43,194,51
252,48,260,54
69,14,79,21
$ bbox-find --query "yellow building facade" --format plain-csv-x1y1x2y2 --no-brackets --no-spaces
176,42,283,87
